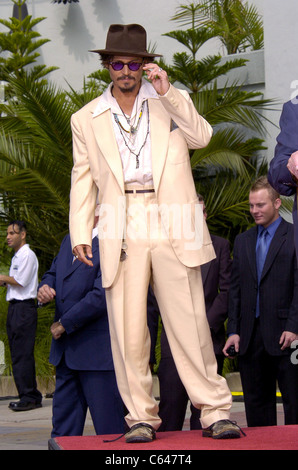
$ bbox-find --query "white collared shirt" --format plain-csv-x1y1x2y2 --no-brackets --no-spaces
92,226,98,239
6,244,38,301
93,79,158,185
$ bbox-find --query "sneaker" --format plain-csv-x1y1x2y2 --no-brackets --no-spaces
202,420,246,439
125,423,156,443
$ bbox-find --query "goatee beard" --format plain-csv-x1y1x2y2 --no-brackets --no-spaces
121,85,137,93
118,82,137,94
117,76,138,93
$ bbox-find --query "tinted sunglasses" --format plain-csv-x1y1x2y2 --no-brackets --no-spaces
109,61,143,71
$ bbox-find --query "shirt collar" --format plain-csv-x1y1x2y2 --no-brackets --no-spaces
258,216,282,237
13,243,28,258
92,79,158,118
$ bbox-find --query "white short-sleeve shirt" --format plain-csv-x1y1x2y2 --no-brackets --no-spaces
6,244,38,301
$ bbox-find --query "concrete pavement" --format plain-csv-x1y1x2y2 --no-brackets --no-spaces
0,397,95,450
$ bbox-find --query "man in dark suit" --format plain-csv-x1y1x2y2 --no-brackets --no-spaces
223,176,298,427
37,211,125,437
157,196,232,431
268,98,298,261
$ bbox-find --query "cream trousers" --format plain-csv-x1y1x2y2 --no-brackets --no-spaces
105,186,232,430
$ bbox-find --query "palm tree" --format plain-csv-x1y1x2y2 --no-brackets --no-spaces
171,0,264,54
0,77,70,267
156,5,277,241
0,66,109,266
0,2,58,98
160,28,248,93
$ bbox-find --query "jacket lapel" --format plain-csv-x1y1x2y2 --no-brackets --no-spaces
245,227,258,280
201,261,210,284
64,237,99,278
90,96,171,194
148,98,171,193
91,109,124,193
64,253,82,277
260,219,287,281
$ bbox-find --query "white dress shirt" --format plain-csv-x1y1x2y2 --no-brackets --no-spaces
93,79,158,185
6,244,38,301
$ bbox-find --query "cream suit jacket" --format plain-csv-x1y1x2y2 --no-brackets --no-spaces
69,84,215,288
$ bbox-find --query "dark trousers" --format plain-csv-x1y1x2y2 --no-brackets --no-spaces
51,356,126,437
158,353,224,431
239,319,298,427
6,300,42,404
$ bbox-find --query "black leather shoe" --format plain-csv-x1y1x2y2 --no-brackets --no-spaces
202,420,246,439
9,401,42,412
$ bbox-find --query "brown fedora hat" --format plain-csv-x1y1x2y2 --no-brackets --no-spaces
90,24,162,58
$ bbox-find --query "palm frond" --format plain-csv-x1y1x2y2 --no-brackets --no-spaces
0,74,74,163
193,81,278,135
171,1,264,54
169,53,247,92
164,27,215,56
197,174,255,241
191,128,265,175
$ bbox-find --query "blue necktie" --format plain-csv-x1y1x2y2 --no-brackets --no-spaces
255,228,268,317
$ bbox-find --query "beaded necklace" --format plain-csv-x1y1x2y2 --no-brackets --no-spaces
118,99,145,135
113,100,149,169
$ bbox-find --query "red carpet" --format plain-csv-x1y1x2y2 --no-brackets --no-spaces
48,425,298,451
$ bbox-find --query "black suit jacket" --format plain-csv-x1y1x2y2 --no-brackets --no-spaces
227,218,298,356
201,235,232,354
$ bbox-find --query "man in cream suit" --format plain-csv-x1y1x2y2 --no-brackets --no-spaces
69,24,242,442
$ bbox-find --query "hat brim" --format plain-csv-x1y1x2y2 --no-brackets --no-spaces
89,49,162,58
